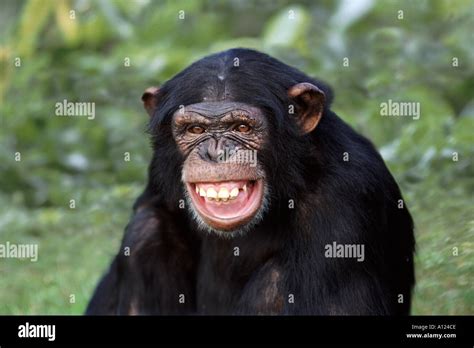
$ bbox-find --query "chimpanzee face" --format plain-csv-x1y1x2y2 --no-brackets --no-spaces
172,102,268,234
142,80,325,236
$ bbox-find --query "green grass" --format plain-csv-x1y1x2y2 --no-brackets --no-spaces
410,181,474,315
0,184,139,314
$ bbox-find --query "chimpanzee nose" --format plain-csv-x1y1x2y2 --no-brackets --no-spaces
198,137,236,163
206,138,221,161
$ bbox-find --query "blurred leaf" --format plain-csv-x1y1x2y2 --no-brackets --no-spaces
263,6,310,48
55,0,79,45
330,0,374,31
16,0,53,56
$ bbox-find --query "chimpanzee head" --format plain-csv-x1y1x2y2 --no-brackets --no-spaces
142,48,329,236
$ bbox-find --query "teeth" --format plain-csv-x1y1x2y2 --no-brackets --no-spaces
230,187,239,198
217,188,229,199
206,187,217,199
194,183,249,202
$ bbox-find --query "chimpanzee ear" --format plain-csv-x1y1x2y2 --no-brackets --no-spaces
141,86,161,117
288,82,326,134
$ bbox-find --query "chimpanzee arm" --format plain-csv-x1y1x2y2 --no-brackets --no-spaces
86,200,199,315
85,257,121,314
234,258,401,315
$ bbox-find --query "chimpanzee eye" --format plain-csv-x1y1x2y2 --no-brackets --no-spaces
188,125,205,134
235,124,251,133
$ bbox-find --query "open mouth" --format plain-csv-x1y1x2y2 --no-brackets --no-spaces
186,179,264,231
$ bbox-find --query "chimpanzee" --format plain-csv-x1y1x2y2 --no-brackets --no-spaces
86,48,415,315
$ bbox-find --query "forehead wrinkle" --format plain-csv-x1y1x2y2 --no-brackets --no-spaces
219,111,255,123
184,102,250,113
173,112,210,125
174,102,261,122
175,111,254,125
179,110,260,125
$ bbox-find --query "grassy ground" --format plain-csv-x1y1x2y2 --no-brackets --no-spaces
0,177,472,315
409,181,473,315
0,184,139,314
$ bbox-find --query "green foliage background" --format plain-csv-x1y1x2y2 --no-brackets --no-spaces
0,0,472,314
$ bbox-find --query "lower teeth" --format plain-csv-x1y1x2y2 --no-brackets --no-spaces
207,197,236,203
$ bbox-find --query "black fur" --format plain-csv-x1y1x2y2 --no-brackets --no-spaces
86,48,415,315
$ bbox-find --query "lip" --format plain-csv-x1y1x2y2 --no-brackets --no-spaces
186,179,264,231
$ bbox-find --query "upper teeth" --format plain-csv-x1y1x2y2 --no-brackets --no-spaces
207,188,217,198
195,184,246,201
